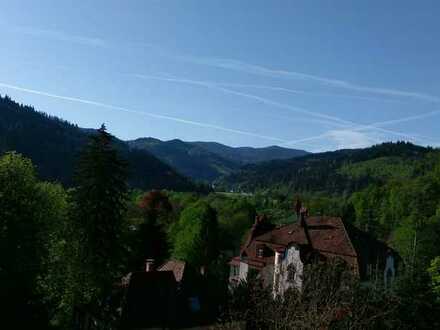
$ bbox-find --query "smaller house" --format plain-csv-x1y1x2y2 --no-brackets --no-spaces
230,210,400,296
120,259,203,329
120,260,178,329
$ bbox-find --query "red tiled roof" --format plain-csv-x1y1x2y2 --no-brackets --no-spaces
158,260,186,282
239,239,276,270
236,216,358,270
255,216,357,257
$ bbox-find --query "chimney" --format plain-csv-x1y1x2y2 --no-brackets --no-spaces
299,207,313,248
245,215,264,247
242,214,275,253
299,206,308,227
294,197,302,221
145,258,155,272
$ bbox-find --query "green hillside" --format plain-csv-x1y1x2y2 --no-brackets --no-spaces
0,94,196,191
217,142,434,194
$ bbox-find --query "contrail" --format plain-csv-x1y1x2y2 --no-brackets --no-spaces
367,110,440,128
180,57,440,103
14,26,107,48
141,75,404,104
201,84,438,144
0,82,287,143
12,24,438,103
262,112,349,129
132,73,432,143
132,74,354,125
214,82,404,104
284,110,440,147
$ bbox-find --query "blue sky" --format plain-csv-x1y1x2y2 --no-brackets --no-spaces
0,0,440,151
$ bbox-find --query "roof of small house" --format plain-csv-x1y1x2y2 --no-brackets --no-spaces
158,260,186,282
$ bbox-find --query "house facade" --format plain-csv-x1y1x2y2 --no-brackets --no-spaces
229,212,398,295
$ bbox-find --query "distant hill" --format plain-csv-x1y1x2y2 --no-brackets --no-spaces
190,141,309,165
216,142,435,194
127,138,239,182
127,138,309,182
0,95,196,191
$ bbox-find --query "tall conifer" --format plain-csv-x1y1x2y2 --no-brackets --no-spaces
72,124,128,302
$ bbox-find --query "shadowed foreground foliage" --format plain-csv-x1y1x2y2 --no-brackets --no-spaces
219,260,439,330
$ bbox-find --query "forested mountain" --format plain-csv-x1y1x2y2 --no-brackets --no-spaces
217,142,436,194
127,138,308,182
0,94,195,191
127,138,239,181
190,141,309,164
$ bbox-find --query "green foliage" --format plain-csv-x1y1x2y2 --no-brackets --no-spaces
350,185,385,235
339,156,416,181
171,201,218,267
428,256,440,297
139,190,173,227
393,270,440,329
392,214,440,269
137,191,173,262
220,201,255,251
0,152,70,327
222,260,400,329
218,141,430,194
207,194,256,252
70,125,129,307
0,152,43,325
35,183,72,327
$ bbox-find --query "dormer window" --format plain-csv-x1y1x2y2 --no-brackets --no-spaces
257,247,264,258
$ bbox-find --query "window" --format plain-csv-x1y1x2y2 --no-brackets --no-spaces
257,244,265,258
231,265,239,277
287,264,296,284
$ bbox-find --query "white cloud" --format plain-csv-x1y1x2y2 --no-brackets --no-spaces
327,130,375,149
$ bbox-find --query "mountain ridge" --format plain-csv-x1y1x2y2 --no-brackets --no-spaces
216,141,435,194
0,94,196,191
127,137,309,182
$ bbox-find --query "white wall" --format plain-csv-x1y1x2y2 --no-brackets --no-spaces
276,245,304,295
239,261,249,281
384,255,395,287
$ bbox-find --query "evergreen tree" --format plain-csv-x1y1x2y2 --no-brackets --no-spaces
71,124,128,305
